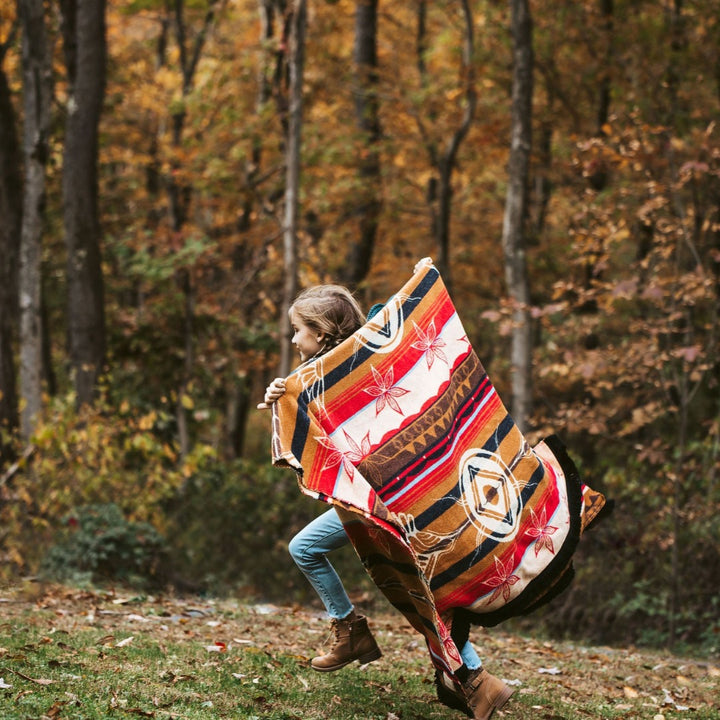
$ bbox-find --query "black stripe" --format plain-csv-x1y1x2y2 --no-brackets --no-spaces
289,269,440,465
427,454,546,591
377,372,493,500
451,435,585,627
410,413,518,532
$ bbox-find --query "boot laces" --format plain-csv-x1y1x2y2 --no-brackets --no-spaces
326,618,344,650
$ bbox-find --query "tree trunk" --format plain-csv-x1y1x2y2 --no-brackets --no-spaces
18,0,52,441
225,373,251,459
664,0,685,650
61,0,107,407
339,0,381,289
597,0,614,133
416,0,476,293
502,0,534,432
279,0,306,377
165,0,219,458
0,35,22,453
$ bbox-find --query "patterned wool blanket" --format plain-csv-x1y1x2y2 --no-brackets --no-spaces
271,263,606,676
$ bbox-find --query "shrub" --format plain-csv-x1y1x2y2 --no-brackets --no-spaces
164,458,375,603
0,390,208,578
41,503,167,588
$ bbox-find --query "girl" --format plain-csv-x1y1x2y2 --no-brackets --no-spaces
258,284,382,672
260,279,511,719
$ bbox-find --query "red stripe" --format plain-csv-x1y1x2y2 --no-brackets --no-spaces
435,468,563,612
319,292,457,427
386,389,503,513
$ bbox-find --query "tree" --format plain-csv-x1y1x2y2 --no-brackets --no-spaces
596,0,614,134
0,20,21,453
18,0,52,441
338,0,381,289
60,0,107,407
279,0,306,376
158,0,220,458
415,0,476,291
501,0,533,432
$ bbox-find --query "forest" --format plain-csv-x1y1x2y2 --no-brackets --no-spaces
0,0,718,657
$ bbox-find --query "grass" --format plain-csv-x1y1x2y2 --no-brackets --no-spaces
0,583,718,720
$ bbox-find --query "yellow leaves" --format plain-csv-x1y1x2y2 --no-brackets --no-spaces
542,362,571,378
163,443,178,463
138,411,158,430
5,545,25,568
445,88,463,102
612,226,631,243
0,392,197,575
619,402,664,437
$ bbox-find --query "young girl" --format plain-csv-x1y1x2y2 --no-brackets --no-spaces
260,279,511,719
258,284,382,672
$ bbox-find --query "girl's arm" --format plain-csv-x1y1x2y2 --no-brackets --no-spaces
257,377,287,410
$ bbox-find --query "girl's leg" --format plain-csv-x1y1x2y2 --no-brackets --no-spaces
290,507,382,671
459,640,482,671
288,508,354,620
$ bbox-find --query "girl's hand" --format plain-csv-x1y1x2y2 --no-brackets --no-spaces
257,377,287,410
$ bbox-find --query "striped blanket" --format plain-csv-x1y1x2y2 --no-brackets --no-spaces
271,263,606,676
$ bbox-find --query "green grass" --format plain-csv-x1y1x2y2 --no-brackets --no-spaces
0,585,717,719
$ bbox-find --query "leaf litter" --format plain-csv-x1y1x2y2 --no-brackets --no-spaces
0,583,717,719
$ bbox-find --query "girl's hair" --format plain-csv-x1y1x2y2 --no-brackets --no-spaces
290,285,365,352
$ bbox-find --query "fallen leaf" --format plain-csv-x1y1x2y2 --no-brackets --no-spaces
538,666,562,675
11,671,54,686
205,641,226,652
0,677,12,689
45,701,66,718
116,636,135,647
623,686,639,698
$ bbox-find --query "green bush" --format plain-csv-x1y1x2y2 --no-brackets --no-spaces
0,390,207,580
164,458,376,603
41,503,167,588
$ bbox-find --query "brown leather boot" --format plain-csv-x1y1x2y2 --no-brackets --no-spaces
462,667,514,720
310,612,382,672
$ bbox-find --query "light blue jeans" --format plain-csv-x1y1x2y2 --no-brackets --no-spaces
288,507,482,670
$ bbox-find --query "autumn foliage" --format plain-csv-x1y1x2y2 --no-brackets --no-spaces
0,0,718,653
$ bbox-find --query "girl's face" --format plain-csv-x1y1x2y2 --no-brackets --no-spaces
290,309,325,361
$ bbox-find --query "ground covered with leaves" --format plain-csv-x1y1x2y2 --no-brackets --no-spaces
0,584,717,720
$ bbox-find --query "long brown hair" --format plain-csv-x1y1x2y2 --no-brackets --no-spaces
290,285,364,353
